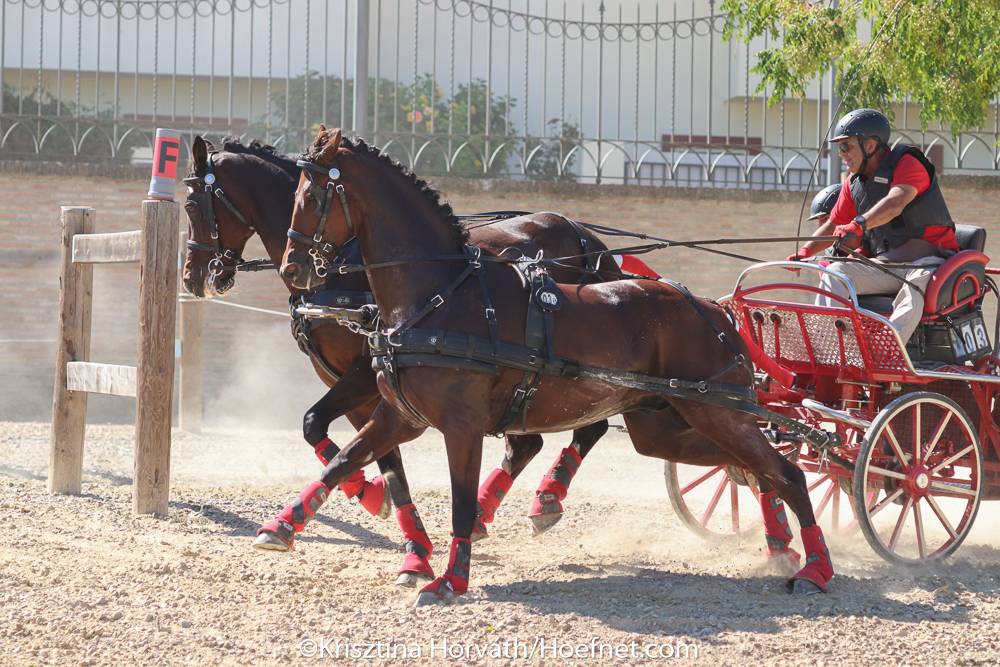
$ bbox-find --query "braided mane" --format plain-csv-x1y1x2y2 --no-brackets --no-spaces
304,135,468,247
218,136,299,179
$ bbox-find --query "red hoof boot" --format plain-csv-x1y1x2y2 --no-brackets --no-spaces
358,475,391,519
339,468,366,500
395,503,435,588
787,525,833,595
529,447,581,535
253,518,295,551
414,538,471,606
476,468,513,525
253,480,330,551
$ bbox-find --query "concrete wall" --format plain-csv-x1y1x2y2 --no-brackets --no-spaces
3,163,999,424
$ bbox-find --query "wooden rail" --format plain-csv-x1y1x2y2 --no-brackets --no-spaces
49,202,179,516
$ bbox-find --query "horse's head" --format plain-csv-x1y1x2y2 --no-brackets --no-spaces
281,126,365,291
182,135,257,297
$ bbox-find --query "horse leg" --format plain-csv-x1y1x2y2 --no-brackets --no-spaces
301,357,389,518
374,446,436,588
667,403,832,595
471,434,542,542
415,428,484,606
253,401,423,552
528,419,609,535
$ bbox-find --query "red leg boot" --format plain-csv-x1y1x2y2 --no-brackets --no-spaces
528,447,582,535
253,480,330,551
472,468,513,542
788,525,834,594
415,537,471,606
394,503,435,587
312,437,339,466
759,490,801,573
314,437,389,519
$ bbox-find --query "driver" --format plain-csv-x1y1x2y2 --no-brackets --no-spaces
787,108,958,343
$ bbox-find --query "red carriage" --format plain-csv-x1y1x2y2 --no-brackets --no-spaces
666,225,1000,564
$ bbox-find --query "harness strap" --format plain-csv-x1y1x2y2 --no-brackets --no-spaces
388,246,482,338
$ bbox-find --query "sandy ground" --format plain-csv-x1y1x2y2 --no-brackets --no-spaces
3,421,1000,666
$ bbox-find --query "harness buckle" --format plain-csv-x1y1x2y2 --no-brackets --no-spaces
668,378,680,389
431,294,445,309
485,307,496,320
697,381,709,393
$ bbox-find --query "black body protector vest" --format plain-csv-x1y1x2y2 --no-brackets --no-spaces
849,145,953,256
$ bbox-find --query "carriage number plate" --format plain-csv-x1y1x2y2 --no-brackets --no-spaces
951,315,991,359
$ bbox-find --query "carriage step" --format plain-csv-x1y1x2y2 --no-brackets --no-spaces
801,399,871,430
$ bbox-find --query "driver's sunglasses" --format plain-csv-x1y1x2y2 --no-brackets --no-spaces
835,141,853,155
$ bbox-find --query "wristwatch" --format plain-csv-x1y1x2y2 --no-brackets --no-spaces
853,214,867,230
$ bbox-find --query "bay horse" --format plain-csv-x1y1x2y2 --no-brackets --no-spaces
278,127,834,604
181,136,627,585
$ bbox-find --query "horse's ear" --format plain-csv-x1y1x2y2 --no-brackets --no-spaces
191,135,208,170
318,127,343,163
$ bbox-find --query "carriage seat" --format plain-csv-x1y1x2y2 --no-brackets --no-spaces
856,225,988,317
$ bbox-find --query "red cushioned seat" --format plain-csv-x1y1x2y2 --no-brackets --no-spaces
922,250,988,317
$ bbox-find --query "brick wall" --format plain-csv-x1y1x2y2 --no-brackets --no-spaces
2,165,999,424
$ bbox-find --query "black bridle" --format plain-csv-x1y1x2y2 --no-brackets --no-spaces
183,152,271,283
289,158,356,278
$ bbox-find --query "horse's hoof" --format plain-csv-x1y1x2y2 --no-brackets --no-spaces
470,520,489,543
414,590,456,607
530,511,563,536
789,578,824,596
395,572,434,588
253,531,292,552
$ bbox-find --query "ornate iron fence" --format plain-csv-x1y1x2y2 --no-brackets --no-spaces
1,0,998,189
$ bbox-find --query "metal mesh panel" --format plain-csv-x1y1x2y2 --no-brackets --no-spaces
801,312,865,368
859,316,911,372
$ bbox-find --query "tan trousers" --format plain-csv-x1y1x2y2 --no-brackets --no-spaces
816,256,944,343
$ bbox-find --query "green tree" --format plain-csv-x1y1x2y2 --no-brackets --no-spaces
721,0,1000,132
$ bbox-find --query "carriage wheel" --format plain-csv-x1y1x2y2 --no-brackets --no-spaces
664,461,762,539
853,392,983,564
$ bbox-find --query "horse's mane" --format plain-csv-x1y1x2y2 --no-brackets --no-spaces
304,135,468,247
218,136,300,179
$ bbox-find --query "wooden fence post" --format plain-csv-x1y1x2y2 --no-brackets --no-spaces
49,207,96,494
133,200,179,515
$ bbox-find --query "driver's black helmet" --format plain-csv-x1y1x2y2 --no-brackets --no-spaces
807,183,842,221
829,108,891,145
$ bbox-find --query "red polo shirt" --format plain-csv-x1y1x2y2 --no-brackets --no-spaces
828,154,958,252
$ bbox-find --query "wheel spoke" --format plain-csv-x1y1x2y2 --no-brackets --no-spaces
730,481,740,533
913,403,922,464
868,487,905,519
868,465,907,480
700,475,729,528
913,499,926,560
807,473,831,493
680,466,725,496
888,497,915,551
924,411,952,463
814,478,836,520
832,483,841,531
929,480,976,498
932,445,975,474
925,494,958,540
884,424,909,465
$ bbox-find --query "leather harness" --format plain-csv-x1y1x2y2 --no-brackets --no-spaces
286,158,840,449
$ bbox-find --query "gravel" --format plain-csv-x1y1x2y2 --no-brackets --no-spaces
3,421,1000,665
